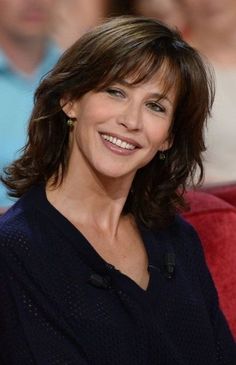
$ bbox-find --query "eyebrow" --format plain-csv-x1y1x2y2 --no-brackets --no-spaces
117,80,173,105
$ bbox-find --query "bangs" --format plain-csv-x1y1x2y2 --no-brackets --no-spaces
95,47,181,103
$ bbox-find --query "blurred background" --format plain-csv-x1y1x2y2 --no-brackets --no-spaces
1,0,236,209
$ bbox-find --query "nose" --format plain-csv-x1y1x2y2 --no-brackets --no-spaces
118,101,142,131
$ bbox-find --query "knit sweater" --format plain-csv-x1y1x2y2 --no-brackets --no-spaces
0,185,235,365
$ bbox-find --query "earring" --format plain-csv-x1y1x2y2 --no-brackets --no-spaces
159,151,166,160
67,119,74,127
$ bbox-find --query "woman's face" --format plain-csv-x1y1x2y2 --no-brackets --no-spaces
63,72,175,181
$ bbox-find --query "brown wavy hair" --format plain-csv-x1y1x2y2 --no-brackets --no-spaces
2,16,214,229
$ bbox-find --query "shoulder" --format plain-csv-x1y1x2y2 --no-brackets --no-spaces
156,215,207,272
0,186,44,263
0,184,61,266
0,201,33,256
161,214,201,249
0,189,49,280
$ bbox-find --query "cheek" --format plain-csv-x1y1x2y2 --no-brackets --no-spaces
147,123,170,146
73,112,97,148
77,103,105,126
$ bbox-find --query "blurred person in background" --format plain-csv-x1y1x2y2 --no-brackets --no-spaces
52,0,111,49
52,0,187,50
133,0,187,35
52,0,139,50
179,0,236,185
0,0,60,209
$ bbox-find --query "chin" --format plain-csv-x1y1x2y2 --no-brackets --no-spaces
93,163,136,181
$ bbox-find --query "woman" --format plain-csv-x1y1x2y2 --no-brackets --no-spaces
0,16,235,364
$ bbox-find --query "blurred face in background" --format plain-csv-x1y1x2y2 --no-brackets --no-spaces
76,0,109,29
134,0,187,33
179,0,236,32
52,0,110,49
0,0,56,41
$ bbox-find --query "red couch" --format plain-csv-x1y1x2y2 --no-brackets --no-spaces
184,184,236,338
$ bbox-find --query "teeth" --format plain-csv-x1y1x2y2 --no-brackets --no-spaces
101,134,136,150
116,139,122,147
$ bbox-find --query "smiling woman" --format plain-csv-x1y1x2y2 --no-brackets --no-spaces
2,16,212,229
0,16,235,365
60,72,174,183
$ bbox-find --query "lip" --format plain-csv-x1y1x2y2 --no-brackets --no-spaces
99,132,142,148
100,136,138,156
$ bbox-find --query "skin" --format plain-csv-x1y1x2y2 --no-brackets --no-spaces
0,0,55,41
0,0,56,74
46,71,175,290
66,79,172,181
134,0,187,34
52,0,109,49
179,0,236,32
179,0,236,66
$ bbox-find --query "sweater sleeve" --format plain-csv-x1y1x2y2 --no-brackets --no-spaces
187,224,236,364
0,222,89,365
0,252,36,364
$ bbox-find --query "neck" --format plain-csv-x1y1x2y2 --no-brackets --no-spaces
0,32,47,75
46,158,135,239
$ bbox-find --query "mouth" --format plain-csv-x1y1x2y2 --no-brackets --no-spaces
100,133,140,151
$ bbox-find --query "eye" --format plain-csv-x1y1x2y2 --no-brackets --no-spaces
146,101,166,113
105,87,125,98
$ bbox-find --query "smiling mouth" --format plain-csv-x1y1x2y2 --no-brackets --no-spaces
101,134,137,151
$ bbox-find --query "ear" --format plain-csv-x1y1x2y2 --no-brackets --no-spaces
60,98,78,119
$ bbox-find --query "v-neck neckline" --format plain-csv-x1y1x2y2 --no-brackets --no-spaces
27,184,170,299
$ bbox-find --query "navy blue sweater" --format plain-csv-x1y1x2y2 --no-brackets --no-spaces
0,185,235,364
